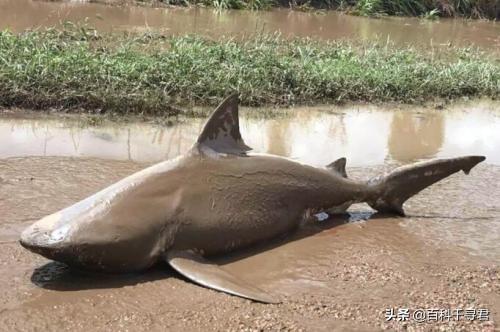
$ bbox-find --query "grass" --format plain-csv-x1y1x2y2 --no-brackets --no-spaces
0,26,498,115
105,0,275,10
344,0,499,18
126,0,500,19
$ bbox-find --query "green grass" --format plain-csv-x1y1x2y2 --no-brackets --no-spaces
0,26,498,115
344,0,499,18
144,0,500,19
122,0,275,10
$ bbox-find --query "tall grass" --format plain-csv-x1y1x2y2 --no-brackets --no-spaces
0,27,498,115
347,0,499,18
153,0,500,19
352,0,428,16
158,0,275,9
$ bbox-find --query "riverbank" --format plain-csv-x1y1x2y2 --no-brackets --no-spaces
0,27,498,115
95,0,500,19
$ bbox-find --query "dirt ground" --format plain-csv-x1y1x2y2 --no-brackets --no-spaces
0,156,499,331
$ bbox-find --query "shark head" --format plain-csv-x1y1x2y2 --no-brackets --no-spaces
20,211,70,259
18,93,249,273
19,168,179,272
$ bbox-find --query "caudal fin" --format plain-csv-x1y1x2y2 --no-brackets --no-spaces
366,156,485,216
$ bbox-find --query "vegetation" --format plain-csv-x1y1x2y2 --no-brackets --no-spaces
0,27,498,115
345,0,499,18
142,0,500,19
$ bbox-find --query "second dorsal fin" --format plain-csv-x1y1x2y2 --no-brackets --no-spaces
326,157,348,178
196,94,251,156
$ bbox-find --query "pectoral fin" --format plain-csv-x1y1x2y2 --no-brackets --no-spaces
165,250,279,304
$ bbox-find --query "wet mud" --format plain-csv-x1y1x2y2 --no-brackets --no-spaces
1,0,499,51
1,157,498,331
1,102,499,330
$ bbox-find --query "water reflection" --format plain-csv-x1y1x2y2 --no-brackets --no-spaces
0,118,201,162
1,99,499,166
0,0,499,50
266,119,291,156
388,112,444,162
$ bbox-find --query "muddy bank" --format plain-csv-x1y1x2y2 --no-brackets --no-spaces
0,156,498,331
3,0,499,19
1,0,499,50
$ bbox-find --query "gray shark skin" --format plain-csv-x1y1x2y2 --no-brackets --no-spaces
20,94,485,303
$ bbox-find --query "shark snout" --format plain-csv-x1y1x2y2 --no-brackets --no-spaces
19,213,70,258
19,229,58,256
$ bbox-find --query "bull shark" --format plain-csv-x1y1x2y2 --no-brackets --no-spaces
20,94,485,303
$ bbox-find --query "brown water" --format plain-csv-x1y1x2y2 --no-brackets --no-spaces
0,103,499,330
2,99,500,166
1,0,500,51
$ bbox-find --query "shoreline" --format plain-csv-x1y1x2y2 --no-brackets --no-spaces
1,97,496,124
1,27,498,116
83,0,500,19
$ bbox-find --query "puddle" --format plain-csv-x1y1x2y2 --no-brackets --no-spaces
1,0,499,51
0,101,499,266
1,100,499,166
0,101,499,326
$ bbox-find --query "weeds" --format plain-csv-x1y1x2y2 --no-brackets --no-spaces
423,8,441,19
0,27,498,115
153,0,500,19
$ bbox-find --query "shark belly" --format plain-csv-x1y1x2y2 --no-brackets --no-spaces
172,203,306,256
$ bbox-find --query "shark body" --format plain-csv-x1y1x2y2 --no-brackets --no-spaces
20,95,485,303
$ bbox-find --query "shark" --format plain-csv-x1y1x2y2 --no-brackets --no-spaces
20,94,485,303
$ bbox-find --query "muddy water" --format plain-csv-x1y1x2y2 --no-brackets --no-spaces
2,99,500,165
0,102,499,330
1,0,500,51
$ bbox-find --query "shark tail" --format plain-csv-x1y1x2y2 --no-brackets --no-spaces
365,156,485,216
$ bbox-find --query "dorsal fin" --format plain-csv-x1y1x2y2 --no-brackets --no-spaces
196,94,251,155
326,157,348,178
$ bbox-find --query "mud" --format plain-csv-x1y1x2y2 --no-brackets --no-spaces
1,102,499,330
1,156,499,331
1,0,500,51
